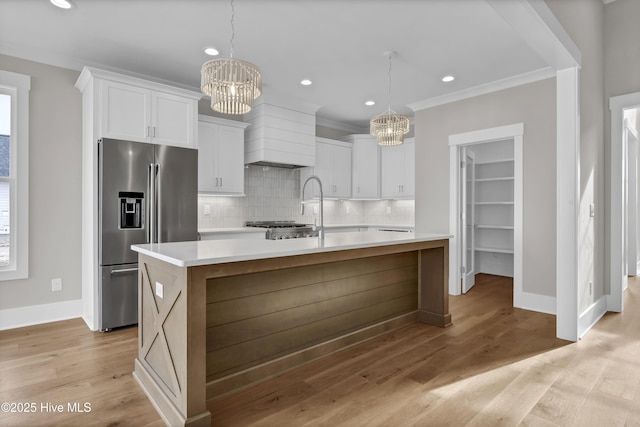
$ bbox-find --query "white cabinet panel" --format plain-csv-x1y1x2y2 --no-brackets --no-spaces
301,138,352,199
198,116,248,195
381,139,414,199
349,135,380,199
101,79,197,147
102,81,150,141
151,92,195,147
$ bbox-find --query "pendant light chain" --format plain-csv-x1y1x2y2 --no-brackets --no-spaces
387,53,392,115
229,0,235,58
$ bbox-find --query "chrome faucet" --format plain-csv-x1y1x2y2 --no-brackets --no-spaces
301,175,324,242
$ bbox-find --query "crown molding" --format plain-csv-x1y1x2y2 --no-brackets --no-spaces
408,67,556,112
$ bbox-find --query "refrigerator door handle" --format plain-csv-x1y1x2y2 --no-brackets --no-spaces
156,163,161,243
110,267,138,274
147,163,153,244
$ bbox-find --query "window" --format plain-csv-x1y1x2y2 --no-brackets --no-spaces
0,70,29,280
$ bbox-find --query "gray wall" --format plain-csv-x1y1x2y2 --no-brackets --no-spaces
414,78,557,297
546,0,605,312
0,54,82,310
603,0,640,296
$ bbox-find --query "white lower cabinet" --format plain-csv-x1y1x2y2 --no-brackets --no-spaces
381,138,414,199
197,115,250,195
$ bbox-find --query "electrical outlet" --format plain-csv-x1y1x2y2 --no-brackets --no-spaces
386,206,391,214
52,278,62,292
203,204,211,216
155,281,164,299
589,203,595,218
346,205,350,214
313,206,318,215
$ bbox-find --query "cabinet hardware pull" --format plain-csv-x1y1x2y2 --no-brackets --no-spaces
220,177,223,187
216,177,219,187
152,126,156,138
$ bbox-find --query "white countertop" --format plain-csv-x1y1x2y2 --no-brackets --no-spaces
132,231,449,267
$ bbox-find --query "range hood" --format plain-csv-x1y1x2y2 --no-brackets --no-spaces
244,98,317,168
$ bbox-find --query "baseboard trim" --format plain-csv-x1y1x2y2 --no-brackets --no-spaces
579,296,607,339
0,299,82,331
514,291,556,315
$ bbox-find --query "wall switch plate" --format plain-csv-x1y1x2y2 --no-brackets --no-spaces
313,206,318,215
51,278,62,292
590,203,595,217
386,206,391,214
203,204,211,216
155,282,164,299
346,205,350,214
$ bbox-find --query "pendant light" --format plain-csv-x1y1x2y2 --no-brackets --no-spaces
201,0,262,115
370,51,409,146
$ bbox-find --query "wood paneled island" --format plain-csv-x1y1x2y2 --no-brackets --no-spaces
131,231,451,426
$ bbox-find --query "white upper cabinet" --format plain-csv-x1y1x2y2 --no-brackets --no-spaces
301,138,352,199
380,138,414,199
197,115,249,195
76,67,201,148
342,134,380,199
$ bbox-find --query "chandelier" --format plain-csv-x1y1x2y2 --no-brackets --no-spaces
201,0,262,115
370,51,409,146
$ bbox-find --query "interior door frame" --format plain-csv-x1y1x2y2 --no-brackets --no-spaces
448,123,523,305
609,92,640,313
626,122,639,277
461,147,476,293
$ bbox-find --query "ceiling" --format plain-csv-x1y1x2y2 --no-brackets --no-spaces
0,0,555,130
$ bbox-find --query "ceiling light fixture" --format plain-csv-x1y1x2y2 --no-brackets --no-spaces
50,0,74,9
365,100,375,106
442,75,455,82
201,0,262,115
370,51,409,146
204,47,219,56
300,79,312,86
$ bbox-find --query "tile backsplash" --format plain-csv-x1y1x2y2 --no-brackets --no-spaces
198,165,414,229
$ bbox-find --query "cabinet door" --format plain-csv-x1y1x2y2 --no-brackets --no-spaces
102,81,150,142
314,141,333,196
151,92,195,147
197,123,219,193
332,144,352,198
402,142,415,197
216,126,245,194
380,145,403,198
352,139,379,198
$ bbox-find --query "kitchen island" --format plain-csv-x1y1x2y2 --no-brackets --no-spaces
131,231,450,427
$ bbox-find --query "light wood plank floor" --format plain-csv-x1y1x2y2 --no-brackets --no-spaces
2,274,640,426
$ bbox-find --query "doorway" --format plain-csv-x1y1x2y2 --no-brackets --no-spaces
449,123,523,307
609,93,640,313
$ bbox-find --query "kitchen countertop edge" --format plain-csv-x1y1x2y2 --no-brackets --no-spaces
133,231,449,268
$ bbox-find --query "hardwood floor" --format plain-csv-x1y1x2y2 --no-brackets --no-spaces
2,274,640,426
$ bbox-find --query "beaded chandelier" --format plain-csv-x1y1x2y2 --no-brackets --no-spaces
370,51,409,146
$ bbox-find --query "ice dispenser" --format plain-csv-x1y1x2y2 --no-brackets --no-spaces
119,191,144,229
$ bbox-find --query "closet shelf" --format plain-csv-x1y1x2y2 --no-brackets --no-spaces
475,158,515,165
475,246,514,254
475,177,514,182
475,201,514,205
475,224,514,230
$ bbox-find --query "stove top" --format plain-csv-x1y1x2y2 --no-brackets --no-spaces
245,221,310,228
245,221,318,239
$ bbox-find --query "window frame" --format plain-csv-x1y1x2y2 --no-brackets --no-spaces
0,70,30,281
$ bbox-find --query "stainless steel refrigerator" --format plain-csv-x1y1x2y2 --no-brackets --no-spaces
98,138,197,331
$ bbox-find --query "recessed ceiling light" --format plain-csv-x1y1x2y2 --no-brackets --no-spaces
300,79,312,86
442,75,455,83
365,100,376,106
50,0,74,9
204,47,219,56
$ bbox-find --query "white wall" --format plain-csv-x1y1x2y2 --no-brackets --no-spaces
0,55,82,314
414,78,557,298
